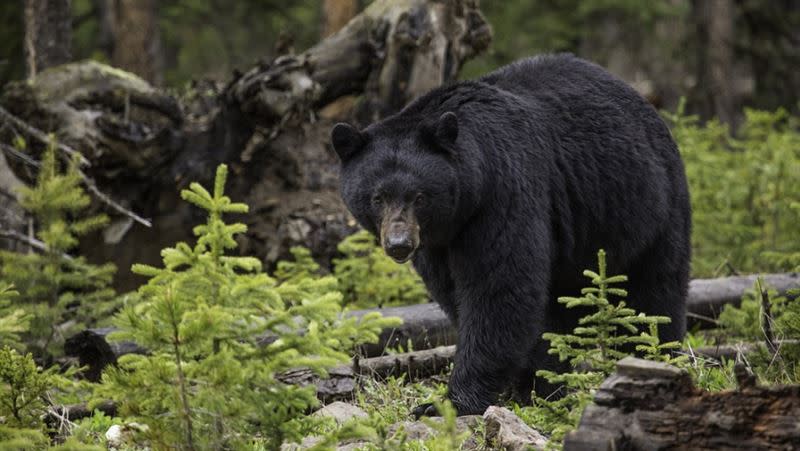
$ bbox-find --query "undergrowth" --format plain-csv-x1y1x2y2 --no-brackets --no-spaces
1,105,799,449
666,103,800,276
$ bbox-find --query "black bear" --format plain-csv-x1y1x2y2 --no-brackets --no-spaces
331,54,691,416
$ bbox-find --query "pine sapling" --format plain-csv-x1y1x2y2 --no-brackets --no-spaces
0,283,28,348
531,249,678,444
97,165,400,450
0,137,115,360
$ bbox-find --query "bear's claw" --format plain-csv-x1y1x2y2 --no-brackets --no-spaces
411,402,440,419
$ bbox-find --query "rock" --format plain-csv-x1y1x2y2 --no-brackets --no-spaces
313,401,368,424
281,435,322,451
388,415,482,442
483,406,548,451
389,420,435,441
105,425,123,448
615,355,686,379
105,422,149,449
336,442,372,450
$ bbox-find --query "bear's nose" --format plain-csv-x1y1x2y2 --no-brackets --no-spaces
385,236,414,262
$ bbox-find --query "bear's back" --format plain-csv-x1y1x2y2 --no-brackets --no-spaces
479,53,642,108
479,55,688,278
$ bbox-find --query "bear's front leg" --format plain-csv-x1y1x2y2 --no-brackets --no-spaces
446,279,546,415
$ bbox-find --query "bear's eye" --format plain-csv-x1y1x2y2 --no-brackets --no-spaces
415,193,426,205
371,194,383,207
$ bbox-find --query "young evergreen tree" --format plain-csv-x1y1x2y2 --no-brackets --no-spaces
529,250,683,443
96,165,400,450
0,138,115,361
0,283,28,349
0,345,98,450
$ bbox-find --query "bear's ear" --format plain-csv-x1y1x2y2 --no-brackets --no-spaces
331,123,365,161
435,111,459,146
425,111,458,154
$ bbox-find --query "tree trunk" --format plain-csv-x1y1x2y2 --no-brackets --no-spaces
693,0,737,129
322,0,360,38
92,0,116,58
23,0,72,77
112,0,162,85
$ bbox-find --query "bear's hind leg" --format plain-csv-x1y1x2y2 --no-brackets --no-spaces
623,234,689,346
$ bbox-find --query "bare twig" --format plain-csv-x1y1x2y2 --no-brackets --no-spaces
0,105,90,166
758,277,779,357
0,107,152,227
686,311,720,326
0,142,40,167
683,339,800,362
0,226,73,260
74,166,152,227
0,186,20,202
0,226,47,252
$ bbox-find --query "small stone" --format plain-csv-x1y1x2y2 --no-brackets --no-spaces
105,422,149,449
105,425,123,448
483,406,548,451
313,401,368,424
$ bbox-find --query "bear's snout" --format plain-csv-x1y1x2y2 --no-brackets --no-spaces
380,208,419,263
384,232,415,263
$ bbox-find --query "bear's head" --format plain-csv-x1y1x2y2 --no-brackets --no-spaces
331,112,464,263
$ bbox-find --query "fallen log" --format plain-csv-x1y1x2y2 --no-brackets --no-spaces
64,272,800,380
564,357,800,450
284,339,800,402
687,272,799,322
44,400,117,426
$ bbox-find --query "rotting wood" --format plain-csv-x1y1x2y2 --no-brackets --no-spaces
564,357,800,450
1,0,492,291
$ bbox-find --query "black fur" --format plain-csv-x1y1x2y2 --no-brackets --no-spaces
332,54,691,415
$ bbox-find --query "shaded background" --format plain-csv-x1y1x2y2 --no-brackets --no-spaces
2,0,798,127
1,0,799,290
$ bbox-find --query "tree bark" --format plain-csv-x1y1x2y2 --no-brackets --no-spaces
693,0,737,129
92,0,116,58
565,357,800,450
23,0,72,77
112,0,162,85
322,0,360,38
